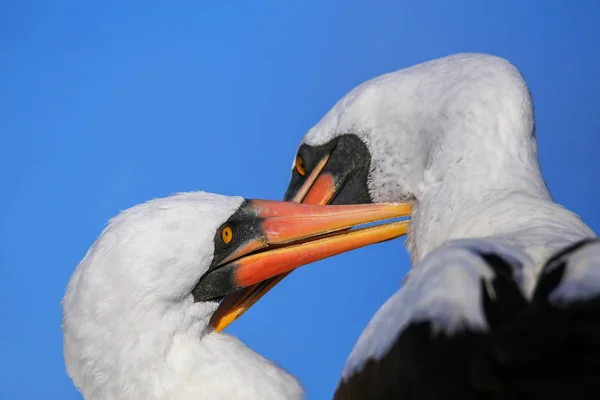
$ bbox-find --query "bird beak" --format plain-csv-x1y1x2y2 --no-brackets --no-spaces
209,199,410,331
212,151,414,332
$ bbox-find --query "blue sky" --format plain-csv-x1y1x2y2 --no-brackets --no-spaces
1,1,599,398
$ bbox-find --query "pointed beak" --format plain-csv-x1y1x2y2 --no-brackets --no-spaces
209,199,410,331
212,151,414,331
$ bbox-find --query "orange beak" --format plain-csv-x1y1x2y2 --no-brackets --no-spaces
208,199,410,331
215,142,414,334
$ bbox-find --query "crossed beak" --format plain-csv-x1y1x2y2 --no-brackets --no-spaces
209,199,411,331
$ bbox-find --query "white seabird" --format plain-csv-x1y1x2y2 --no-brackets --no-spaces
259,53,599,398
61,191,410,400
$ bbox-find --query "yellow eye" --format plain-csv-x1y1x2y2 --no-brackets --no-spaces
221,226,233,244
295,156,306,176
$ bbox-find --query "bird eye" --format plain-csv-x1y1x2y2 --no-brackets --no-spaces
221,226,233,244
295,156,306,176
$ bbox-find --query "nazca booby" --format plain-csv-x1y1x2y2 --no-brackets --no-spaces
61,191,410,400
238,53,599,398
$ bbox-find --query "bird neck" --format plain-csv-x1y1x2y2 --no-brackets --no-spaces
65,300,303,400
406,155,594,266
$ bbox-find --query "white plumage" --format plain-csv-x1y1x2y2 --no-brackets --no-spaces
300,53,593,264
62,190,409,399
62,192,302,400
284,53,598,397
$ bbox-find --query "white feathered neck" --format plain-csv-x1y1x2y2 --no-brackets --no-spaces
301,53,595,268
62,192,303,400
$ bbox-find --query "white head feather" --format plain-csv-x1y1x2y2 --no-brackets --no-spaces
298,53,594,266
62,191,303,400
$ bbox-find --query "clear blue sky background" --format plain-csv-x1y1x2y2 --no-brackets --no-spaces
1,1,599,399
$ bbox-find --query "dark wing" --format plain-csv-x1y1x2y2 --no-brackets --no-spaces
334,238,600,400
